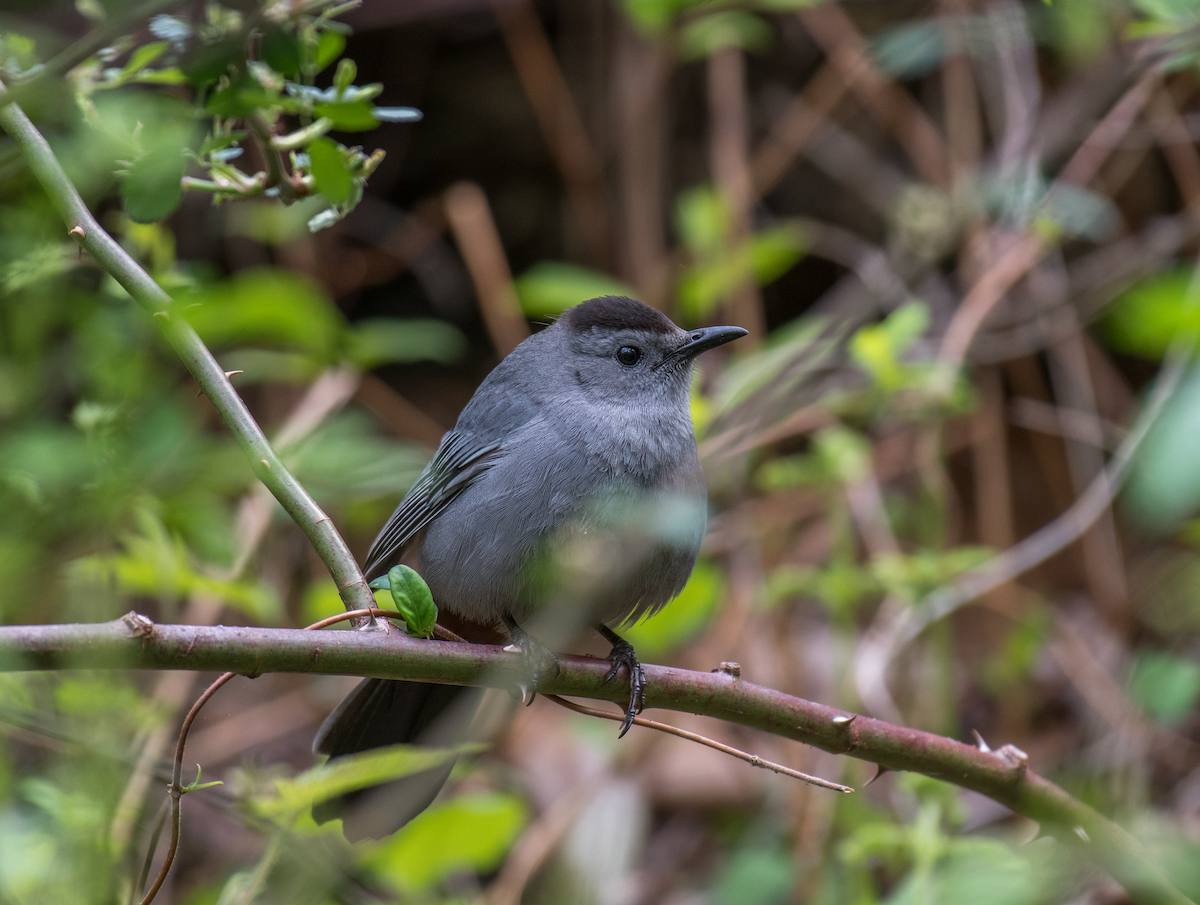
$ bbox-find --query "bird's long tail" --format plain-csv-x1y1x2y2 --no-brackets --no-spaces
312,678,481,840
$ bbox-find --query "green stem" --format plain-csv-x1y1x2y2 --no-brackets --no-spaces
0,89,375,616
0,615,1190,905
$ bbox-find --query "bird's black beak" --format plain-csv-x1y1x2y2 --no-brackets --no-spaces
656,325,748,369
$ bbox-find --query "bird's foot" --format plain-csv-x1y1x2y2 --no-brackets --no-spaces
503,614,559,706
598,625,646,738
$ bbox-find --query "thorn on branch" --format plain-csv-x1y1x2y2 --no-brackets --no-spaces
121,611,155,639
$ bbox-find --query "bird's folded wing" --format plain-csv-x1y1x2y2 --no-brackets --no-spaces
362,431,501,579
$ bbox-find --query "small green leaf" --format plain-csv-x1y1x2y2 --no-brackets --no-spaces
183,764,223,792
263,744,481,818
386,565,437,638
1104,267,1200,360
1126,367,1200,529
344,318,467,368
313,99,380,131
122,141,185,223
334,57,357,95
679,10,773,60
363,792,528,893
623,559,725,659
120,41,170,77
315,31,346,72
261,26,303,76
513,262,636,317
307,137,355,204
1129,650,1200,724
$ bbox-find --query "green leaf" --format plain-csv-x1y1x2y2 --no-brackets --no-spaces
715,847,795,905
386,565,437,638
363,792,528,892
1104,268,1200,360
1126,367,1200,529
344,318,467,368
204,74,278,118
262,744,482,818
122,140,185,223
314,31,346,72
182,37,242,86
748,223,807,284
676,185,728,255
513,262,636,317
180,268,346,360
1128,650,1200,724
261,26,302,76
313,100,381,131
119,41,169,77
334,58,357,95
307,137,355,204
679,11,773,60
849,301,930,390
623,559,724,659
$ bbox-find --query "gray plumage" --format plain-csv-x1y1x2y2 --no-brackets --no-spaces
314,296,745,839
363,295,725,629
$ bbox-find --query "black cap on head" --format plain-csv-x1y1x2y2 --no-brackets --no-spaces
560,296,678,336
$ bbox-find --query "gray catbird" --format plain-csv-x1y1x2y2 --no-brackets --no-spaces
313,295,746,838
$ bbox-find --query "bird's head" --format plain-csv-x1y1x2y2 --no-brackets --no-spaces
555,296,747,407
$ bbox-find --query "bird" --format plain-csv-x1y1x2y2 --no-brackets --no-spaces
313,295,746,839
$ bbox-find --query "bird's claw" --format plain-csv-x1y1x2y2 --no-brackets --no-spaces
504,616,559,706
602,637,646,738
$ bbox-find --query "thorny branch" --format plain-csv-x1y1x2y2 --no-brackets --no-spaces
0,614,1191,905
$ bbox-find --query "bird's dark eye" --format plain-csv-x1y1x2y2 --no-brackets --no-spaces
616,346,641,366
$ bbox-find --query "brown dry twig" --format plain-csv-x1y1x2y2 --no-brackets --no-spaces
545,694,854,793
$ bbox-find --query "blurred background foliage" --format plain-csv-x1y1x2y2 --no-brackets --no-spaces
1,0,1200,903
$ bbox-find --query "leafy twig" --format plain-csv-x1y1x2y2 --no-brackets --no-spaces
0,84,376,617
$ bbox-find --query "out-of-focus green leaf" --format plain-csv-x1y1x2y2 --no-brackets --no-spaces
223,196,329,246
623,559,725,659
1128,650,1200,724
1126,367,1200,528
849,301,930,391
513,262,635,317
679,11,773,60
676,186,727,256
262,744,483,818
872,546,992,604
748,223,807,284
344,318,467,369
314,100,380,131
284,411,427,502
261,26,303,77
1104,268,1200,360
70,510,280,620
308,136,355,203
204,74,278,119
181,268,345,360
314,31,346,72
363,792,527,892
122,138,187,223
715,847,794,905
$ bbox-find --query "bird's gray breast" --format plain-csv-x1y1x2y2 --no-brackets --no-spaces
417,403,705,631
